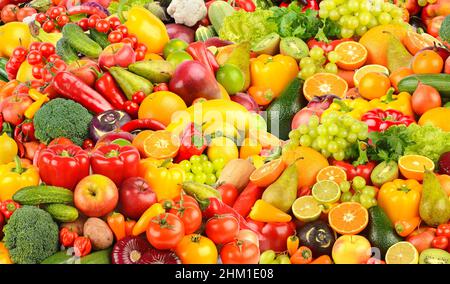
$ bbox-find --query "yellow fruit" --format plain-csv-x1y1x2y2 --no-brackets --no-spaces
138,91,187,126
419,107,450,132
207,137,239,164
16,61,34,82
0,22,32,57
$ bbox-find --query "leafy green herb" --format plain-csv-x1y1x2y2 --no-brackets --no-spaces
108,0,150,15
367,125,411,162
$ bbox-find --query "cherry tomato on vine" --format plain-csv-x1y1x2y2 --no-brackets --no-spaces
136,43,147,53
153,83,169,92
123,101,139,118
431,236,449,250
32,64,43,79
42,20,55,33
108,30,123,43
47,54,60,63
48,7,61,19
88,15,100,28
115,25,128,37
131,91,145,104
135,50,145,61
56,14,69,27
108,16,121,29
12,47,27,61
78,18,89,31
39,42,56,58
95,19,110,33
36,12,48,24
27,50,43,65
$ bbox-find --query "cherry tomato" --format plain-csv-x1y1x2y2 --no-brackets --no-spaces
436,224,450,238
121,38,134,47
31,64,43,79
87,14,100,28
220,239,260,264
12,47,27,61
36,12,48,24
205,215,239,245
126,34,138,49
48,6,61,19
108,30,123,43
40,68,54,83
123,101,139,118
47,54,60,63
431,236,449,250
135,50,145,61
136,43,147,53
42,20,55,33
82,138,94,150
115,25,128,37
56,6,66,14
131,91,145,104
78,18,89,31
16,7,37,22
1,4,18,23
27,50,43,65
108,16,121,29
48,59,67,73
153,83,169,92
21,121,36,141
56,14,69,27
217,183,239,207
146,213,185,250
175,234,218,264
169,202,202,235
39,42,56,58
95,19,110,33
29,42,42,52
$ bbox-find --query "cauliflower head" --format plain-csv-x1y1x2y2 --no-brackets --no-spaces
167,0,207,27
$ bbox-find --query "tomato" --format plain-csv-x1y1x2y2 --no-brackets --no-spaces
126,34,139,49
411,83,442,116
39,43,56,58
36,12,47,24
135,50,146,61
108,31,123,43
220,239,260,264
205,214,239,245
216,64,245,95
108,16,121,30
217,183,239,207
436,224,450,237
88,14,100,28
236,229,259,248
1,4,18,23
12,47,27,61
358,72,391,100
431,236,449,250
27,50,43,66
78,18,89,31
95,19,110,33
248,85,274,106
146,213,185,250
42,20,55,33
175,234,218,264
48,137,74,146
56,14,69,27
412,50,444,74
115,25,129,37
169,202,202,235
47,6,61,19
16,7,37,22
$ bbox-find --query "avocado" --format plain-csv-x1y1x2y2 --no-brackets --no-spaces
362,206,403,258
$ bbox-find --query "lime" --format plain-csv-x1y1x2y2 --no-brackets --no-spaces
292,196,322,222
312,180,341,204
111,138,132,146
385,241,419,264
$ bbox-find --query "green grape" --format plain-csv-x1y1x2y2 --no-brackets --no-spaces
299,135,312,147
325,110,339,120
337,129,349,138
300,57,314,68
358,131,368,140
199,154,209,162
308,115,320,128
418,0,427,6
317,136,328,148
190,155,201,165
382,2,393,12
346,133,358,143
327,51,340,63
378,12,392,25
390,8,403,19
185,172,195,182
327,141,339,153
327,123,339,135
319,9,329,18
179,160,191,172
347,1,359,12
333,151,345,161
359,1,371,11
289,129,301,141
317,125,328,136
259,250,276,264
299,124,309,134
360,194,373,209
194,172,207,184
310,47,325,60
302,64,317,78
391,18,405,25
212,158,225,171
347,16,359,29
362,186,377,197
350,123,362,133
299,69,310,80
215,169,222,179
311,140,321,151
340,191,353,202
340,28,354,39
358,12,372,26
191,164,203,174
368,16,379,28
202,161,214,174
323,0,336,10
334,0,345,5
351,193,361,203
329,9,341,21
315,57,327,66
321,148,331,158
342,116,354,127
319,0,328,9
324,62,338,74
370,198,378,208
340,181,351,193
340,15,351,26
352,176,366,191
337,5,349,15
356,25,368,36
335,138,347,149
205,173,217,185
309,128,318,138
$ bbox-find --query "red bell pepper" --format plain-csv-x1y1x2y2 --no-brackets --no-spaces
232,182,264,217
0,200,20,219
186,42,219,77
361,109,415,133
52,71,114,114
73,236,92,257
332,142,376,184
37,144,90,190
93,71,127,110
90,144,140,186
259,222,296,253
302,0,319,11
59,227,79,248
0,211,4,240
175,123,207,163
120,119,166,133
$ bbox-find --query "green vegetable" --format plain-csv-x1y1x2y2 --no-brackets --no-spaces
62,23,102,58
44,204,79,223
3,206,59,264
368,126,412,162
56,38,79,64
195,25,217,42
89,29,111,49
13,185,74,205
108,0,151,15
33,98,93,146
219,9,277,45
41,249,112,264
398,74,450,98
439,15,450,43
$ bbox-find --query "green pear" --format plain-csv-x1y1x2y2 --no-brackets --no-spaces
386,32,413,73
225,41,251,91
419,170,450,227
262,163,298,212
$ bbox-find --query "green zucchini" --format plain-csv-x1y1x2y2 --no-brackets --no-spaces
44,204,79,222
398,74,450,98
89,29,110,49
62,23,102,58
56,38,79,64
13,185,73,205
41,249,112,264
0,57,9,80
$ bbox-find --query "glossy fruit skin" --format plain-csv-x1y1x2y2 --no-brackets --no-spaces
359,72,391,100
411,83,442,116
216,64,245,95
205,215,239,245
169,201,202,235
220,239,260,264
146,213,185,250
175,234,218,264
98,43,136,70
119,177,157,220
412,50,444,74
217,184,239,207
332,235,372,264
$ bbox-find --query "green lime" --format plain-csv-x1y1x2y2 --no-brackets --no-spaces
111,138,132,146
312,180,341,204
292,196,322,222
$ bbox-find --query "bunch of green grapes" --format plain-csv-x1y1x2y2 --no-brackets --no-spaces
179,154,225,185
318,0,405,38
299,47,341,80
285,111,369,161
340,176,378,209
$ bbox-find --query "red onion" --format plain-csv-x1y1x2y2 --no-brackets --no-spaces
231,92,260,113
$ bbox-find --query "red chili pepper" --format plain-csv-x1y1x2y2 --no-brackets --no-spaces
73,236,92,257
93,70,127,110
59,227,79,247
361,108,415,133
52,71,114,114
37,144,90,190
232,182,264,217
235,0,256,12
186,42,219,77
302,0,319,11
332,142,376,184
67,5,107,18
175,123,207,163
0,200,20,219
120,119,166,133
90,144,140,186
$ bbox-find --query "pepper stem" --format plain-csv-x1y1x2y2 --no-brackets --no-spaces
333,99,351,112
383,88,395,103
105,150,120,158
12,156,25,174
60,150,72,157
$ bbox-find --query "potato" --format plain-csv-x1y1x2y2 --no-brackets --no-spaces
83,218,113,250
61,215,87,235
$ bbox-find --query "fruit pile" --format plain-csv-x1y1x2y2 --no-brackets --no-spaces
0,0,450,266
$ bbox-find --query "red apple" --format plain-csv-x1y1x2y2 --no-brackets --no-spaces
445,56,450,74
95,131,134,148
74,174,119,217
119,177,157,219
0,94,33,126
68,59,100,87
98,43,136,70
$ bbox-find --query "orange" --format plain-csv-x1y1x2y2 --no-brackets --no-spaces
419,107,450,132
389,67,413,91
411,50,444,74
303,73,348,101
328,202,369,235
398,155,435,181
239,138,262,159
334,41,368,71
138,91,187,126
143,130,180,159
282,146,329,188
249,158,286,187
316,166,347,184
437,175,450,196
132,130,154,156
403,31,435,55
358,72,391,100
353,64,389,87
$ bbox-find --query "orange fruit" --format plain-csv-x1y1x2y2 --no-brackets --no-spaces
132,130,154,156
437,175,450,196
418,107,450,132
334,41,368,71
138,91,187,126
328,202,369,235
239,138,262,159
303,73,348,101
337,69,355,88
143,130,180,159
411,50,444,74
282,146,329,188
249,158,286,187
358,72,391,100
389,67,413,91
316,166,347,184
353,64,389,87
398,155,435,181
403,31,435,55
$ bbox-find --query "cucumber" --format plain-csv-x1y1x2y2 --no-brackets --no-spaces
398,74,450,98
44,204,79,222
195,26,217,42
0,57,9,80
41,249,112,264
62,23,102,58
13,185,73,205
89,29,110,49
208,0,235,33
56,38,79,63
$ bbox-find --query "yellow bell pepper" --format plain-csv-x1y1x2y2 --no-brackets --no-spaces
124,6,169,54
322,98,372,120
250,54,299,98
144,159,185,201
132,203,165,236
24,94,48,119
377,179,422,224
249,199,292,222
0,156,40,201
0,242,12,264
0,22,32,58
369,88,414,117
16,61,33,83
0,133,18,165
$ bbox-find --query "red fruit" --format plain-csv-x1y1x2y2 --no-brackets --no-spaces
108,16,121,30
16,7,37,22
42,20,55,33
217,183,239,207
95,19,110,33
1,4,18,23
126,34,138,48
123,101,139,118
108,30,123,43
27,50,43,65
56,14,70,27
98,42,136,69
445,57,450,74
12,47,27,61
205,215,239,245
136,43,147,53
31,64,43,79
0,94,33,126
29,42,42,52
115,25,128,37
431,236,449,250
131,91,145,104
48,6,61,19
119,177,157,220
88,14,100,28
78,18,89,31
47,54,60,63
36,12,48,24
39,42,56,58
406,227,436,253
135,50,145,61
153,83,169,92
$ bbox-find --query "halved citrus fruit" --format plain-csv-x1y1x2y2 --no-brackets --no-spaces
403,30,435,55
143,130,180,159
334,41,368,71
353,64,389,87
292,196,322,222
398,154,435,181
316,166,347,184
385,241,419,264
303,73,348,101
249,158,286,187
328,202,369,235
132,130,154,156
312,180,341,204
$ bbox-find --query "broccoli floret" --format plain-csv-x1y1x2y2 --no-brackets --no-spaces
33,98,93,146
439,15,450,43
3,206,59,264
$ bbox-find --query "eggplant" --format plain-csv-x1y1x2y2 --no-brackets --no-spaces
89,110,131,142
298,220,336,257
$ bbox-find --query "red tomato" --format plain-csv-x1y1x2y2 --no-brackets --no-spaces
16,7,37,22
39,43,56,58
1,4,18,23
169,202,202,235
432,236,449,250
108,31,123,43
217,183,239,206
146,213,185,250
48,137,74,146
95,19,110,33
220,239,260,264
205,215,239,245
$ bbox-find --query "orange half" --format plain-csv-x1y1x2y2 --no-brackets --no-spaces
335,41,368,71
398,155,435,181
249,158,286,187
328,202,369,235
303,73,348,101
316,166,347,184
143,130,180,159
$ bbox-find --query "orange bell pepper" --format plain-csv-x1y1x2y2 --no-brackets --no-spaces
310,255,333,264
394,216,421,237
287,235,299,256
107,212,126,241
0,242,12,264
248,199,292,223
290,246,313,264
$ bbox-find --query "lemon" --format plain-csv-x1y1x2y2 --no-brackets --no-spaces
312,180,341,204
207,137,239,164
385,241,419,264
292,196,322,222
